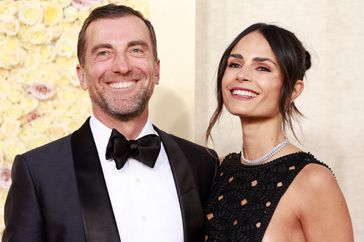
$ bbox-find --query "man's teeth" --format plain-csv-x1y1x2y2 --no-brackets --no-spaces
232,89,257,97
109,81,136,89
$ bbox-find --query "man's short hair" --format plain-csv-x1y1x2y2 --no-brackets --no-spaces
77,4,158,66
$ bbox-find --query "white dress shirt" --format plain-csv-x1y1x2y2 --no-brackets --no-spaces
89,116,184,242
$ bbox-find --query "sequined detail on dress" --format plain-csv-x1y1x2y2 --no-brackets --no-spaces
205,152,328,242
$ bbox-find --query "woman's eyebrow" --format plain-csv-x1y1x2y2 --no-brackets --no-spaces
229,54,277,66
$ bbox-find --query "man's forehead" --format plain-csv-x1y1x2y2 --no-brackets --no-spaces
87,15,147,33
85,16,151,44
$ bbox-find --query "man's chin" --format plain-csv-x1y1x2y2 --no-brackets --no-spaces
107,106,146,122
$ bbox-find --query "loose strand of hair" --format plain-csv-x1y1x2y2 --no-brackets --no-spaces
205,104,223,145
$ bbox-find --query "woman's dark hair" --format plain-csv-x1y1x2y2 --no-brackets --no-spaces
206,23,311,142
77,4,157,66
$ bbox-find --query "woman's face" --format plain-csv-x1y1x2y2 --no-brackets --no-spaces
222,31,283,121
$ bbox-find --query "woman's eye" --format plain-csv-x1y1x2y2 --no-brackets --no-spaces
257,66,270,72
228,63,241,68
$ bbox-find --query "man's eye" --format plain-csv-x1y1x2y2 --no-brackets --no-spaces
97,51,109,56
131,48,143,53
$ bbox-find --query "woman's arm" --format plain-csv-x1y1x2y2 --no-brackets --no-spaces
297,164,354,242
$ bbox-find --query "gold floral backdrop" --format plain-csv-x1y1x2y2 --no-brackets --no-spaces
0,0,148,233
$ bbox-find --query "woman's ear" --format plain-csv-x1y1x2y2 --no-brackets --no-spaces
291,80,304,102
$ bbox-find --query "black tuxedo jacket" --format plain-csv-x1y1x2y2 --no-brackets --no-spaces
3,119,218,242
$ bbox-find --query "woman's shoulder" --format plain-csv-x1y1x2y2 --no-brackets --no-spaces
290,154,344,215
282,151,332,174
219,152,240,165
298,162,336,189
290,152,336,191
290,156,353,241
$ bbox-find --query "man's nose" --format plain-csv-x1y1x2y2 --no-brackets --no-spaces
111,53,131,74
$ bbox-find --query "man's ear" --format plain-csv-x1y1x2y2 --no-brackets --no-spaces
291,80,304,102
153,59,160,85
76,64,88,90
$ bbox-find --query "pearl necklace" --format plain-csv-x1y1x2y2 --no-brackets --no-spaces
241,138,289,166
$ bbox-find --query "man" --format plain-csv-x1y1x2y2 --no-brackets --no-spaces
3,4,218,242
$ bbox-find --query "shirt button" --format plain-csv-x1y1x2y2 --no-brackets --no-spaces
136,178,141,184
141,216,146,222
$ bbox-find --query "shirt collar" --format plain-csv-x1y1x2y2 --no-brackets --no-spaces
89,115,157,161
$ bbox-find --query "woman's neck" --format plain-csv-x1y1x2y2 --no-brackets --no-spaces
240,116,286,162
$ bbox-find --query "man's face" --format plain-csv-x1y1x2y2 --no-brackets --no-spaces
77,15,160,122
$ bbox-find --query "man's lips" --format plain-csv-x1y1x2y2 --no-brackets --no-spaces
108,80,137,89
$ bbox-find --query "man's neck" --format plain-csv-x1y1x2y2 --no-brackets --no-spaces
93,110,149,140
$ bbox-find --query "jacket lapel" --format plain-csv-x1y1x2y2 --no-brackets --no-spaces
155,127,205,242
71,119,120,242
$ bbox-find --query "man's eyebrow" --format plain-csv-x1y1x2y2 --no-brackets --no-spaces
127,40,149,49
89,40,150,54
90,43,112,54
229,53,277,66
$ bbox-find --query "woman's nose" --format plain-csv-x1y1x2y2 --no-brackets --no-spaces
235,66,251,82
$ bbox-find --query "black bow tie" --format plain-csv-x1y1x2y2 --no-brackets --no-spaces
105,129,161,169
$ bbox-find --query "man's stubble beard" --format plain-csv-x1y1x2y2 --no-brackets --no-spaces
97,86,153,121
86,71,154,122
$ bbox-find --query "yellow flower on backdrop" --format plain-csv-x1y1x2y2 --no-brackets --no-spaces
0,1,17,18
0,0,150,234
43,2,64,26
18,2,43,25
0,18,20,36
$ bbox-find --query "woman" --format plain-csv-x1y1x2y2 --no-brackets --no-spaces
204,23,354,242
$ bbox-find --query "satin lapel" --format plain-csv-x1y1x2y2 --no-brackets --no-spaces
155,127,204,242
71,119,120,242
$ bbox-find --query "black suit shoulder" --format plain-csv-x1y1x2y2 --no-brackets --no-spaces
20,134,72,165
156,128,218,161
10,133,77,200
11,134,75,192
11,135,77,194
156,129,219,205
170,134,218,160
4,134,85,242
